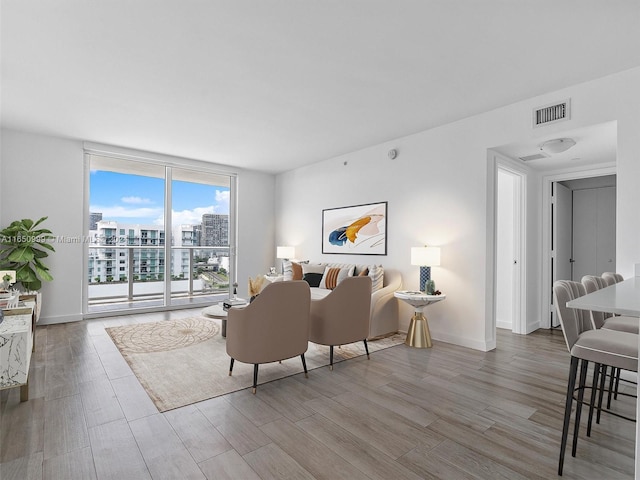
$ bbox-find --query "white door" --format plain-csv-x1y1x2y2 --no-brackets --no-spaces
553,182,573,282
572,187,616,280
495,167,524,333
496,170,515,330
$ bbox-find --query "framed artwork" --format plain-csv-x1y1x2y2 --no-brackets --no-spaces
322,201,387,255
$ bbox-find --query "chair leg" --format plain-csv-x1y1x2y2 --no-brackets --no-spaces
363,339,370,359
596,363,608,425
559,356,579,476
229,358,235,376
586,363,601,437
252,364,259,394
329,345,334,371
606,366,616,409
301,354,308,378
571,359,589,457
614,368,621,400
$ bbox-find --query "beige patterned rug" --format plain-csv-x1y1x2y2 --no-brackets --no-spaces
106,317,404,412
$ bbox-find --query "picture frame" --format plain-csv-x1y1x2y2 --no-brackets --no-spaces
322,201,387,255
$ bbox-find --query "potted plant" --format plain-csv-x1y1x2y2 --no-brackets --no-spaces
0,217,55,291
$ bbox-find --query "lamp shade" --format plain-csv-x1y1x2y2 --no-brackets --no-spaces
276,246,295,259
411,246,440,267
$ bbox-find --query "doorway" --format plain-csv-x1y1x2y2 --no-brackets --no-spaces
495,164,526,334
543,168,617,328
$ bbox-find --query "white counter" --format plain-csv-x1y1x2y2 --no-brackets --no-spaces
567,276,640,317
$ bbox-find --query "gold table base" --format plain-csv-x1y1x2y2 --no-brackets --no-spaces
405,312,432,348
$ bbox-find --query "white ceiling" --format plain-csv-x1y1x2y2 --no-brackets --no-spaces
2,1,640,174
492,121,618,172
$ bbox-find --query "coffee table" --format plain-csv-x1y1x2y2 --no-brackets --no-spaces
202,302,247,338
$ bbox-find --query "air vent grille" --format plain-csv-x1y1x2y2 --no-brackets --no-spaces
533,99,570,127
519,152,549,162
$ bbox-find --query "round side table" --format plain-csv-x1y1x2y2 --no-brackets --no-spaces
202,304,228,337
394,291,446,348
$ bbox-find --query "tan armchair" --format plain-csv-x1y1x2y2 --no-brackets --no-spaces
309,276,372,370
226,280,311,393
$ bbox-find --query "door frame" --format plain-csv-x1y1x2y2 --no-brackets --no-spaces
487,152,528,341
541,164,616,329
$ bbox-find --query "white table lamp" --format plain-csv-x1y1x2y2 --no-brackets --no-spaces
411,246,440,292
276,246,295,272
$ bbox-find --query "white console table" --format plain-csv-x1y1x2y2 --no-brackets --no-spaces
0,306,34,401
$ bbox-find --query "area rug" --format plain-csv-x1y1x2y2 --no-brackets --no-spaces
106,316,404,412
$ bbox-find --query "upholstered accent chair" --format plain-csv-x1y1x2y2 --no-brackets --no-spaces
553,280,638,475
226,280,311,393
309,275,372,370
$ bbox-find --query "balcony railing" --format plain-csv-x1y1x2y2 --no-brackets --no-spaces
87,245,230,313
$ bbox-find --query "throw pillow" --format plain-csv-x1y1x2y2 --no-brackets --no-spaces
319,265,355,290
368,265,384,292
358,268,369,277
282,260,293,281
282,260,304,281
302,263,325,288
291,262,303,280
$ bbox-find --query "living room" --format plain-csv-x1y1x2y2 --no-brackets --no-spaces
2,2,640,479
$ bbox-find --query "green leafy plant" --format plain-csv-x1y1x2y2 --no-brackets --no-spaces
0,217,55,291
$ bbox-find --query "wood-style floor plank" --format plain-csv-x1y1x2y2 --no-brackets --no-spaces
42,394,89,460
242,442,316,480
163,404,233,464
42,447,97,480
88,418,151,480
0,311,635,479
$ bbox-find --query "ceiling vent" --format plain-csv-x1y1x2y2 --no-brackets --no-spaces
533,99,570,128
518,152,549,162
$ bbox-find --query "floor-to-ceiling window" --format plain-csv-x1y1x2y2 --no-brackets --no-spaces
85,152,235,314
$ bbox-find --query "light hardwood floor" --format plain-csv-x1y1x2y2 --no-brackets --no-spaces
1,309,635,479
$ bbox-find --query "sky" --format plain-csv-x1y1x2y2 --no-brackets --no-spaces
89,171,230,227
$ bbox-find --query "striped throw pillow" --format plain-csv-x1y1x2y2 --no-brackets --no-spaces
368,265,384,292
319,265,355,290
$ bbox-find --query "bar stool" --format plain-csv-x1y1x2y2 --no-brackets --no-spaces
553,280,638,476
581,275,638,333
602,272,624,286
581,275,639,426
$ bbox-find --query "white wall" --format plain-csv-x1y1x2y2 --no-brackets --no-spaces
1,131,85,322
0,129,276,323
276,66,640,351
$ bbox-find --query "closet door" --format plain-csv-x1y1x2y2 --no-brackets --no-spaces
572,186,616,281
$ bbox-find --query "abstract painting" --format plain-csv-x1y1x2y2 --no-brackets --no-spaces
322,202,387,255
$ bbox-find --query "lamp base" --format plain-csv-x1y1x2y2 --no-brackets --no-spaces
419,266,431,292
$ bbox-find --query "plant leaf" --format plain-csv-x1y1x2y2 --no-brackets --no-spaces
8,246,35,263
21,218,34,230
35,265,53,282
32,216,48,229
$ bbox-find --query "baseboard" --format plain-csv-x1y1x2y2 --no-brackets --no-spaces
525,320,541,334
38,313,84,325
496,320,512,330
431,330,496,352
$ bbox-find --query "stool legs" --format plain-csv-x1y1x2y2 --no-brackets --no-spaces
571,359,589,457
559,356,579,476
